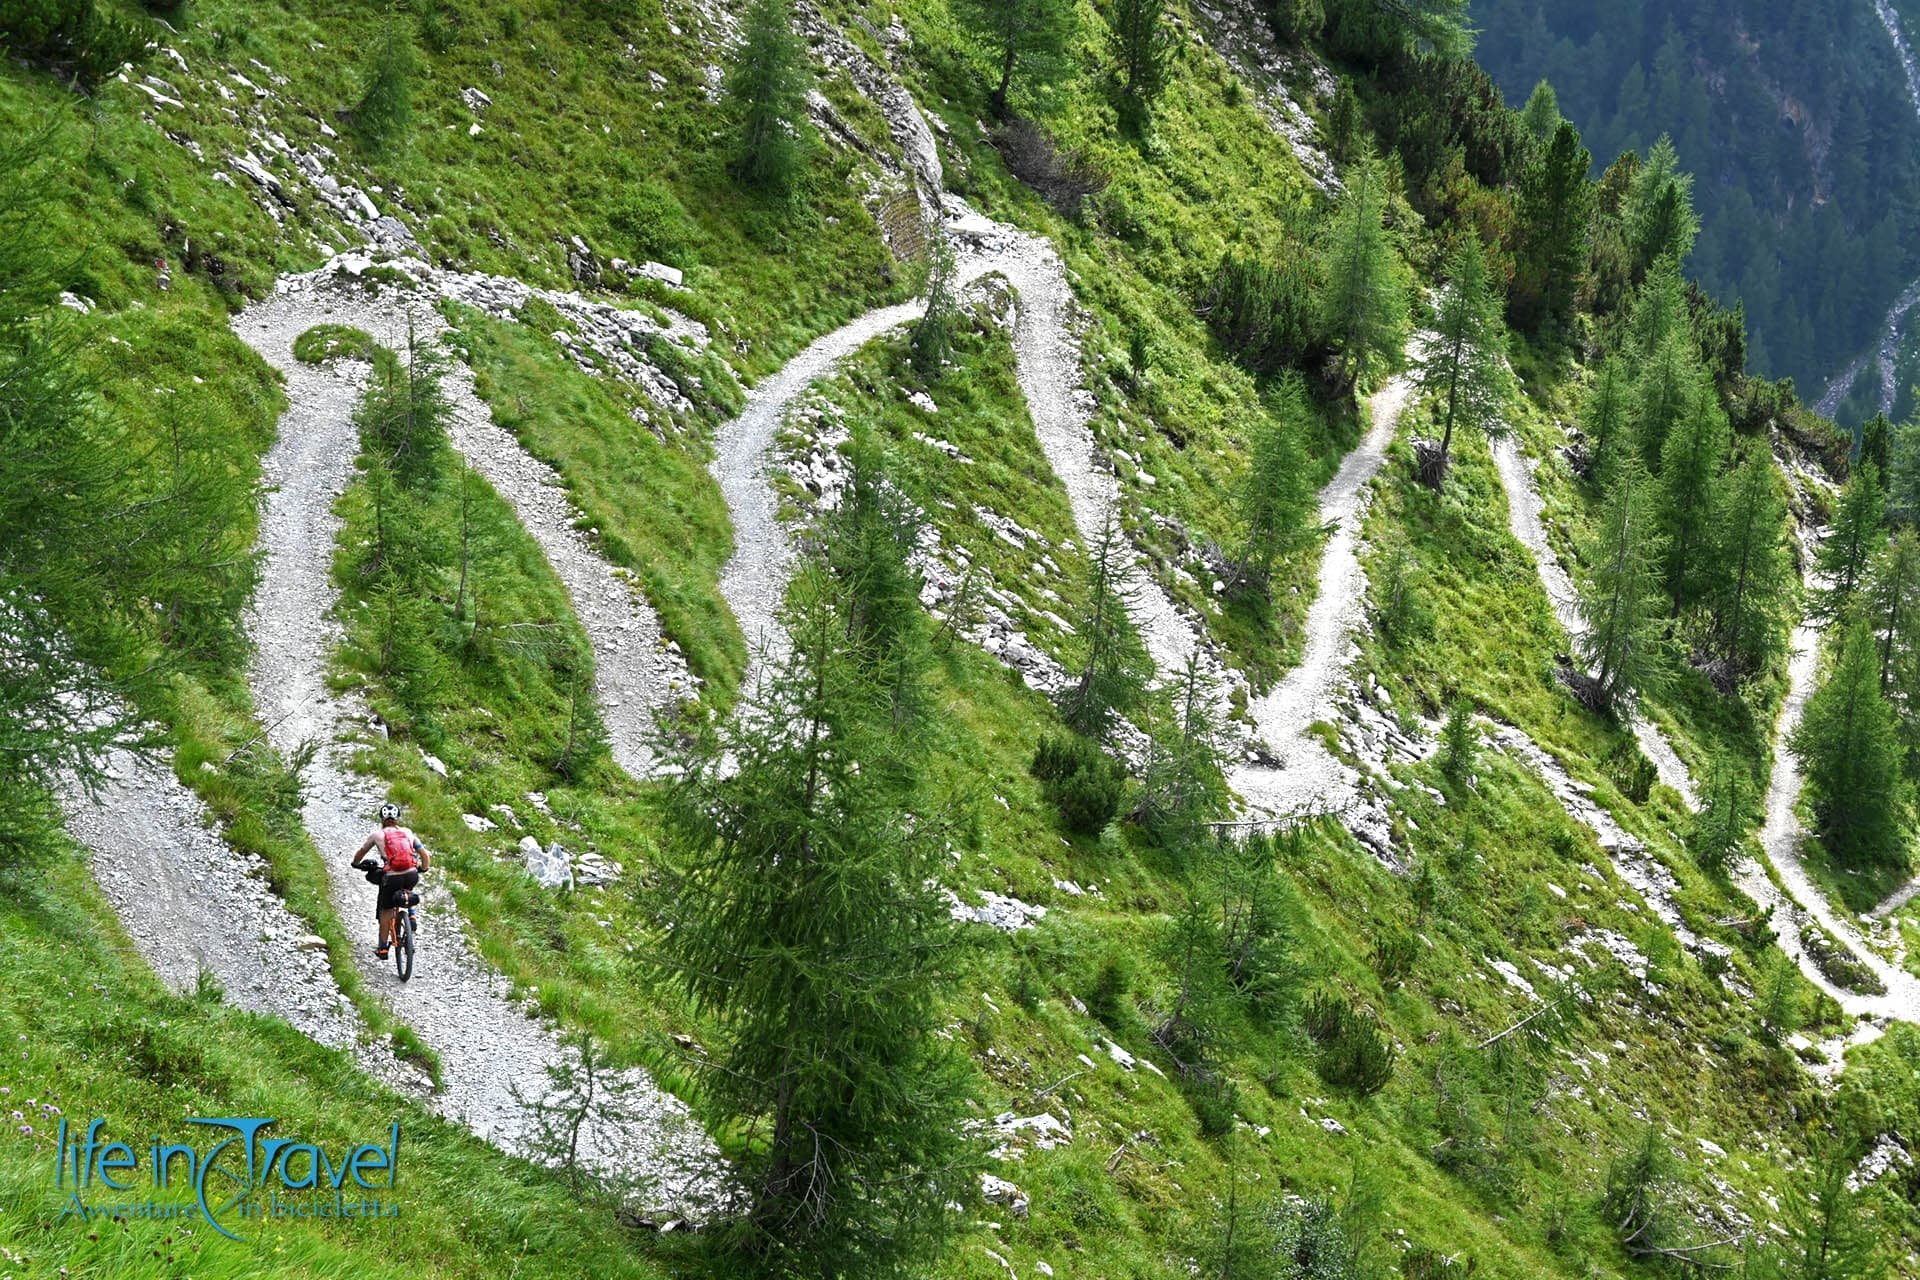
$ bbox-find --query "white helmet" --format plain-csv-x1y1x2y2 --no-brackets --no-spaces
379,803,402,823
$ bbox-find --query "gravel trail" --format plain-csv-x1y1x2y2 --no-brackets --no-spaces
1227,375,1411,821
1736,602,1920,1023
712,297,925,679
1490,435,1698,808
61,749,368,1054
712,195,1215,695
234,281,721,1214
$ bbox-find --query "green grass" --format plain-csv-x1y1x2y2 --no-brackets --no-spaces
8,0,1917,1271
449,305,746,704
0,856,683,1280
783,299,1094,658
294,324,377,364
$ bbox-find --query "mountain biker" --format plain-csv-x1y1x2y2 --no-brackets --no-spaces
350,803,429,961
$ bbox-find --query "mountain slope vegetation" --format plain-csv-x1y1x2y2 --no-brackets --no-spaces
5,0,1920,1277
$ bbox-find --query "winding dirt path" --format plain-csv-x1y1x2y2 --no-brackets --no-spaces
1733,592,1920,1044
234,278,720,1214
1490,436,1698,807
711,195,1214,697
1227,376,1411,823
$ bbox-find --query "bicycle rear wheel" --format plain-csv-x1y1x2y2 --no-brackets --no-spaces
395,910,414,982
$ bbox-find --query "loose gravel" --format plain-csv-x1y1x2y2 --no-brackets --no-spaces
61,748,374,1056
233,279,722,1216
712,194,1221,701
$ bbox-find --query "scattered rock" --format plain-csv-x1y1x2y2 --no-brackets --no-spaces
980,1173,1030,1220
526,841,575,890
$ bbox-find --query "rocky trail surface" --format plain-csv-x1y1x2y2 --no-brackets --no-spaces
1490,436,1698,807
1488,432,1920,1036
233,280,721,1215
1226,376,1410,840
61,749,373,1058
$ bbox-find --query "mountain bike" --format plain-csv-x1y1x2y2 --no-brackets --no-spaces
392,882,418,981
354,858,422,982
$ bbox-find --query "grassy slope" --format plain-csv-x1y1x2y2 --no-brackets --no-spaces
0,858,684,1280
10,0,1920,1274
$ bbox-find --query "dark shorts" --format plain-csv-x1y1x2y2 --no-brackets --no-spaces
376,868,420,914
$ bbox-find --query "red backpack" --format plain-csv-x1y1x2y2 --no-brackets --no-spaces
380,826,418,873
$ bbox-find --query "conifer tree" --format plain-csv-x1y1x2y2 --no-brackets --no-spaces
1630,331,1700,467
1319,157,1410,395
1887,409,1920,522
352,15,417,154
1622,135,1700,273
0,125,153,830
1779,1143,1885,1280
1414,232,1510,487
1512,118,1592,335
1138,653,1226,845
1234,379,1316,586
1815,461,1886,618
954,0,1076,118
651,561,977,1275
826,430,932,751
1688,752,1748,875
1059,515,1153,744
1657,378,1729,613
1625,254,1689,360
1518,79,1561,144
1705,444,1790,675
910,232,958,380
1109,0,1175,133
1326,75,1363,163
1868,528,1920,693
726,0,812,193
1575,461,1668,712
1791,619,1908,870
1578,356,1630,484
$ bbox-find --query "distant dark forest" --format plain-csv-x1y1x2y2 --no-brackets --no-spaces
1473,0,1920,409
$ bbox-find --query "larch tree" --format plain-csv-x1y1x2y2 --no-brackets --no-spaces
1704,444,1790,675
352,15,417,154
1059,515,1153,745
1109,0,1175,133
1815,460,1886,619
1888,409,1920,522
1779,1142,1885,1280
1319,157,1411,396
1575,460,1669,713
954,0,1077,118
1657,377,1729,613
725,0,813,193
1413,231,1511,488
1518,78,1561,144
1578,355,1630,484
650,558,978,1276
1790,619,1908,870
1622,135,1700,274
0,124,158,840
1512,118,1592,335
1235,378,1317,587
1688,751,1749,875
1138,652,1227,846
1868,528,1920,693
1624,253,1688,360
1629,330,1700,467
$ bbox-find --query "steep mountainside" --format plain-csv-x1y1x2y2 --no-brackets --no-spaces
8,0,1920,1277
1473,0,1920,416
